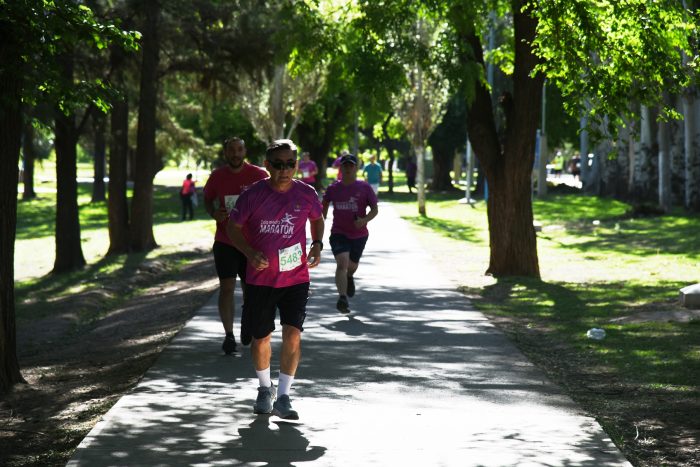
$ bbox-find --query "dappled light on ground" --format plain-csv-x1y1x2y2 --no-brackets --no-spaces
68,204,628,466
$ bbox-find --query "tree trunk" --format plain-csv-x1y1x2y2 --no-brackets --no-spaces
92,112,107,202
465,1,542,277
21,117,36,200
0,43,26,393
683,91,700,211
129,0,160,251
53,54,86,274
386,148,395,193
669,95,685,205
429,146,454,191
485,159,540,276
658,97,672,212
107,43,130,255
631,105,658,201
416,145,426,216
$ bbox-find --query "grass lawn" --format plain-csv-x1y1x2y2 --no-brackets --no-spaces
383,180,700,465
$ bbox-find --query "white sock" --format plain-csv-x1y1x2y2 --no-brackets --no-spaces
256,368,272,388
278,373,294,396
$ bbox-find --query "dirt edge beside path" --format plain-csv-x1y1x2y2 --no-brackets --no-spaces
1,250,219,466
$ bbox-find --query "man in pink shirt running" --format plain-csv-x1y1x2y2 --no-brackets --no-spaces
322,153,378,314
203,138,268,355
227,139,324,420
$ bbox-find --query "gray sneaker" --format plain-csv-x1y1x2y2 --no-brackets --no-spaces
253,383,276,414
272,394,299,420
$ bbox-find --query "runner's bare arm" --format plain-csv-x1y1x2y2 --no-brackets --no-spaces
226,221,269,270
204,197,227,223
354,204,378,228
321,200,330,219
307,216,325,268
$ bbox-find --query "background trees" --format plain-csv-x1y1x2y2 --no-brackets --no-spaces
1,0,137,393
4,1,699,394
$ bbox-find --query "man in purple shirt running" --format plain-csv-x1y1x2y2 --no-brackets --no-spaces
322,153,378,314
227,139,324,420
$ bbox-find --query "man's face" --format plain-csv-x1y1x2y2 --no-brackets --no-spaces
341,161,357,178
265,149,297,189
224,140,246,169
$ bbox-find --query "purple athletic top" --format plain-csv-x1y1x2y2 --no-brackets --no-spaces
323,180,377,239
231,179,322,288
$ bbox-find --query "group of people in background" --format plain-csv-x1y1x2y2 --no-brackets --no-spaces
193,137,378,421
180,146,385,221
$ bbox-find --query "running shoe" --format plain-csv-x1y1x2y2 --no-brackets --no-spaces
222,335,237,354
347,275,355,297
336,296,350,314
272,394,299,420
253,383,276,414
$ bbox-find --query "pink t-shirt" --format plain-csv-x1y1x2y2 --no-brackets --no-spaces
298,160,318,184
203,163,269,246
323,180,377,239
231,179,323,288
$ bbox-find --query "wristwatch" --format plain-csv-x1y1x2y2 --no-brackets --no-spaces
310,240,323,251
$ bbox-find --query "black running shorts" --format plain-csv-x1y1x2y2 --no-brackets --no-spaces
243,282,309,339
329,233,368,263
212,241,247,281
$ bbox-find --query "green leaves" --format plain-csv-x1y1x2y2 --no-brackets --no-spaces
532,0,696,131
1,0,139,113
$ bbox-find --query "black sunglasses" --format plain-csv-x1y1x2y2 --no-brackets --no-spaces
269,159,297,170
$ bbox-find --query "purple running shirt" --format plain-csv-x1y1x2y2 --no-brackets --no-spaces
231,179,323,288
323,180,378,239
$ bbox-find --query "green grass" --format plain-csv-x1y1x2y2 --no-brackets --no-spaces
15,165,216,325
16,165,216,281
384,186,700,393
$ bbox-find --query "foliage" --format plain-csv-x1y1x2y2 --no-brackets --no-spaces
0,0,139,112
532,0,697,135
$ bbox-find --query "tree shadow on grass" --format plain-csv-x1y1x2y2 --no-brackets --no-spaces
15,247,209,322
477,277,700,391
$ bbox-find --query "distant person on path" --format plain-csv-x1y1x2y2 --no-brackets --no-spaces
322,153,378,314
180,173,196,220
298,151,318,187
362,153,383,196
227,139,324,420
552,151,565,177
569,152,581,181
406,157,417,193
203,137,268,355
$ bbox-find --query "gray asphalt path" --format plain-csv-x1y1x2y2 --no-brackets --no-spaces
68,202,630,466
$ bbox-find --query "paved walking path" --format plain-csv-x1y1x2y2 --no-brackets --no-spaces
69,203,630,466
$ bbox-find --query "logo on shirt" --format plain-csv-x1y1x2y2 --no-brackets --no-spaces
259,212,296,238
335,196,358,212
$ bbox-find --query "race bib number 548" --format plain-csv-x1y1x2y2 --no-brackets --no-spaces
279,243,303,272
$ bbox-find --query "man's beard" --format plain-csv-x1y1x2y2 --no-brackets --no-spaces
227,158,243,169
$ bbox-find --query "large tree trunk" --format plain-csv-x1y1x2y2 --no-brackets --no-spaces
92,113,107,202
129,0,160,251
0,42,26,393
107,45,130,255
21,117,36,200
53,54,86,273
464,1,542,277
429,147,454,191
